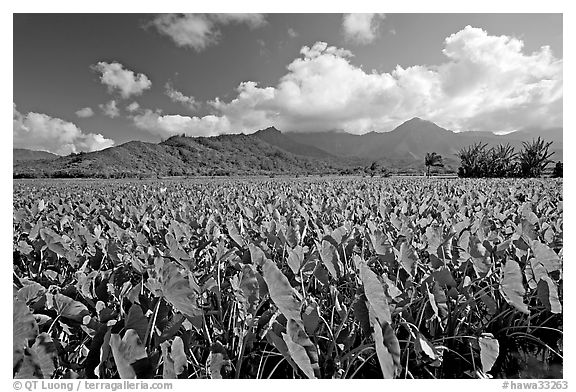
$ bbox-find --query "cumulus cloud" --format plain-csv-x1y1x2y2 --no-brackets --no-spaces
126,101,140,112
197,26,561,135
13,104,115,155
165,82,199,111
131,108,231,137
342,13,386,44
75,107,94,118
91,62,152,98
99,100,120,118
149,13,266,51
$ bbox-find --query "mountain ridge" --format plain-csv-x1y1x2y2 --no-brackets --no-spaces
13,118,562,178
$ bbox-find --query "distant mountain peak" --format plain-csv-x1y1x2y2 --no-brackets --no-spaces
256,126,281,135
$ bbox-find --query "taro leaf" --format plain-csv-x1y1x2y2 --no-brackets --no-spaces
159,314,185,344
425,226,443,255
531,241,562,273
29,333,56,378
301,298,320,335
432,266,456,288
313,263,330,286
398,242,417,276
226,220,245,248
208,353,228,379
282,319,319,379
16,241,33,255
479,334,499,373
265,328,299,372
426,281,449,327
40,228,68,257
165,234,190,262
353,295,371,336
262,259,301,322
17,282,46,305
373,320,401,379
207,343,230,379
383,275,403,299
370,230,395,260
284,225,300,248
287,245,305,275
359,262,391,324
248,243,267,267
480,293,498,316
537,276,562,314
46,293,89,322
172,336,187,375
160,341,176,379
415,332,438,361
110,329,148,379
160,262,203,319
469,235,492,277
14,355,38,379
237,264,261,314
125,304,148,341
528,257,548,288
13,299,38,368
319,240,342,279
521,219,537,241
500,260,529,314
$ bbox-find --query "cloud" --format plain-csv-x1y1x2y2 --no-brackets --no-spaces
288,28,298,38
91,62,152,98
126,102,140,112
149,13,266,51
99,100,120,118
13,104,115,155
131,109,231,137
165,82,198,111
197,27,561,135
342,13,386,44
75,107,94,118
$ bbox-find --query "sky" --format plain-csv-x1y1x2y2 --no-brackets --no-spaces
13,13,563,155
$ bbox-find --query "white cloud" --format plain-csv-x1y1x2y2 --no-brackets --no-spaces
198,27,561,135
126,102,140,112
165,83,198,111
342,13,386,44
131,109,231,137
75,107,94,118
288,28,298,38
149,13,266,51
99,100,120,118
13,104,115,155
91,62,152,98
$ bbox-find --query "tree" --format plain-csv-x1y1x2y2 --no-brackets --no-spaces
367,161,380,177
457,142,491,178
424,152,444,177
518,137,554,178
488,143,517,177
552,161,563,178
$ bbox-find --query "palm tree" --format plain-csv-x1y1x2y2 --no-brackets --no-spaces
457,142,488,178
490,143,517,177
552,161,563,178
425,152,444,177
518,137,554,178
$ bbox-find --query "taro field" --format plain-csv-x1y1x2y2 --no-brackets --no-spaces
13,177,563,379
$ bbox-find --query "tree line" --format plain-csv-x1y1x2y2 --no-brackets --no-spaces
456,137,561,178
423,137,562,178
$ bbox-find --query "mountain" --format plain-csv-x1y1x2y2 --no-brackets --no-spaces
13,149,59,162
286,117,562,164
252,126,335,158
13,119,562,178
13,133,350,178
